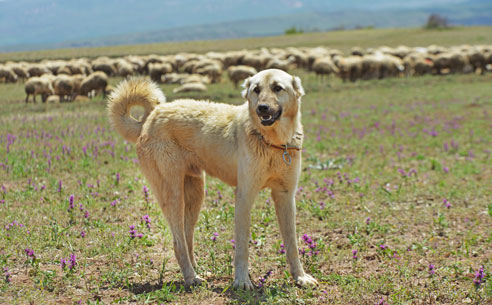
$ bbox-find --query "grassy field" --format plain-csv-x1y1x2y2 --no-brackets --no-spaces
1,27,492,303
1,26,492,62
0,71,491,304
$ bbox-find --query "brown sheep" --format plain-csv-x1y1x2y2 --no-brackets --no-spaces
265,58,293,72
285,48,309,69
227,65,257,88
148,63,173,82
92,59,116,76
79,71,108,98
66,63,85,75
0,66,18,83
125,56,146,74
466,48,487,74
57,66,72,75
195,63,222,83
162,73,188,84
115,60,135,78
24,77,54,103
180,74,211,85
172,82,207,94
380,55,404,78
241,53,268,71
46,95,60,103
7,64,29,80
312,57,339,78
350,47,364,57
222,51,246,68
53,75,76,102
337,56,363,82
27,64,50,77
403,53,434,76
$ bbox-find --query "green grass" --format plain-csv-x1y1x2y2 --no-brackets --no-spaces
0,71,490,304
1,26,492,62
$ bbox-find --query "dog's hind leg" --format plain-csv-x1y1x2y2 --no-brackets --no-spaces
137,147,203,288
183,173,205,268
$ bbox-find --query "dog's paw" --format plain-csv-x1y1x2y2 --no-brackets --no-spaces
295,273,318,287
184,275,206,289
232,277,254,290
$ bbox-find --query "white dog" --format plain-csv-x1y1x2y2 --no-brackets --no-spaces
108,69,317,289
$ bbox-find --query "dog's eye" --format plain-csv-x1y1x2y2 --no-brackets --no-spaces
273,85,283,92
253,87,261,94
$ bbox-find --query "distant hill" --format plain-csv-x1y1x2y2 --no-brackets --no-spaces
0,0,491,52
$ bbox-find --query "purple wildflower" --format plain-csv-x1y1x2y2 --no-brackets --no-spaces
379,244,387,250
129,225,137,239
60,258,67,270
25,248,35,258
258,270,273,288
428,264,435,275
279,243,285,254
301,234,319,256
115,173,120,185
408,168,417,176
443,198,451,209
375,297,389,305
143,185,149,203
398,168,406,177
352,249,358,260
57,180,62,192
137,233,143,239
111,199,117,207
473,266,485,287
69,254,77,269
211,232,219,242
230,239,235,249
142,214,151,229
68,194,75,211
4,267,11,283
366,217,371,225
302,234,313,244
80,231,86,238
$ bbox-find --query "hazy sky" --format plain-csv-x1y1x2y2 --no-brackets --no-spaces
0,0,476,49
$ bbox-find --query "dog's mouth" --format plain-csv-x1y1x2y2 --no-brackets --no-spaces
258,109,282,126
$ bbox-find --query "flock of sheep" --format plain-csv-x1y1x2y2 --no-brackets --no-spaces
0,43,491,103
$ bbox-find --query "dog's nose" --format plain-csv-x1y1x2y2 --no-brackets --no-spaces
257,104,270,113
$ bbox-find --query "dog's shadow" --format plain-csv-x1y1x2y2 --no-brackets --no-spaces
128,280,184,295
128,279,268,304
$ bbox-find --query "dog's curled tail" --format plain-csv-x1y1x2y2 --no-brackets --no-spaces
107,78,166,143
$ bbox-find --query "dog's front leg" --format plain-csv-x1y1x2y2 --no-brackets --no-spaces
232,181,259,290
272,187,318,287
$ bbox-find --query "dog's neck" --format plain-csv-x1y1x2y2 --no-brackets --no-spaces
257,109,303,147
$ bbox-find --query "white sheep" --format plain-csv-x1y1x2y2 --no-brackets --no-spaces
24,76,54,103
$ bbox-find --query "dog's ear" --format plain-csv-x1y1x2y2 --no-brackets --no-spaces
292,76,305,98
241,77,251,99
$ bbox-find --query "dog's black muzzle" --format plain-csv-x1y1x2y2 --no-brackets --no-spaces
256,104,282,126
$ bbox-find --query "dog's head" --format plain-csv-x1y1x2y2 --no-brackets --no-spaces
242,69,304,127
